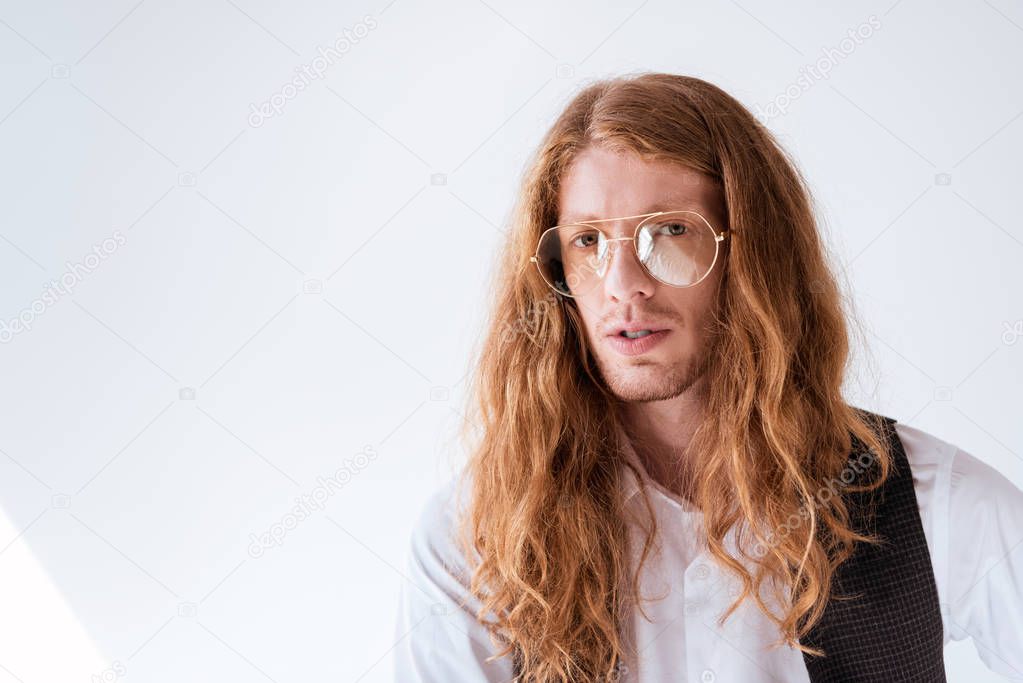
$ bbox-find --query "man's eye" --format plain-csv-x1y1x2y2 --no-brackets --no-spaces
570,232,598,248
658,222,688,236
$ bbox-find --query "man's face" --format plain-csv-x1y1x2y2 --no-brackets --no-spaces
557,145,728,403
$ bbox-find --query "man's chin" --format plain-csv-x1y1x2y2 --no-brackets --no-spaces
597,355,708,403
603,369,689,403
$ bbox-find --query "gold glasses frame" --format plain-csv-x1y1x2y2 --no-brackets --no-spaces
529,209,731,298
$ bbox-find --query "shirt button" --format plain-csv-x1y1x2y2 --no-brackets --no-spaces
693,563,710,580
701,669,716,682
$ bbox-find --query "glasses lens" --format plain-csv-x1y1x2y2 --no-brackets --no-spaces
636,211,719,287
534,212,721,296
535,225,605,296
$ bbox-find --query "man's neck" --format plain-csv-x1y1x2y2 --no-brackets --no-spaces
621,377,708,501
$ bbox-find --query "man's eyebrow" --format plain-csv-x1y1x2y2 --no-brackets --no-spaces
559,201,700,224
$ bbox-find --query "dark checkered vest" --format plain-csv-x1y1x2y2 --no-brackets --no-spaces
798,410,945,681
509,410,946,681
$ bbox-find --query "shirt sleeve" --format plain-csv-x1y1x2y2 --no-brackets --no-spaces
392,478,516,683
944,447,1023,680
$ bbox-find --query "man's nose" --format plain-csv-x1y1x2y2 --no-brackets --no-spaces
600,237,655,302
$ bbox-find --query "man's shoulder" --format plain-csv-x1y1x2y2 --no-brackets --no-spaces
406,472,475,576
892,418,1023,517
892,420,958,469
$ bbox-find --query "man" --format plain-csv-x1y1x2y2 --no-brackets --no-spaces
394,73,1023,681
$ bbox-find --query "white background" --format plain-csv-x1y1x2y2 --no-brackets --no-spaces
0,0,1020,681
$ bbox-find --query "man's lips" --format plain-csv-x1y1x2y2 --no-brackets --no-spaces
606,322,672,337
605,329,670,356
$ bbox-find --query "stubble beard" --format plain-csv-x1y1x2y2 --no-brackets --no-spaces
595,336,714,404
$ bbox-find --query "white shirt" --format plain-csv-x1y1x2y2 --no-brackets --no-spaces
394,422,1023,681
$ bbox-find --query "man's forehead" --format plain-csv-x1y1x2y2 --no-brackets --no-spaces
557,148,721,223
564,145,706,179
558,171,722,224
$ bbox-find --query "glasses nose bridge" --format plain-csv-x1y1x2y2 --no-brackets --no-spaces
598,234,632,264
603,236,634,251
598,234,646,280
